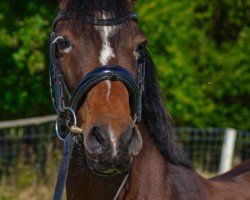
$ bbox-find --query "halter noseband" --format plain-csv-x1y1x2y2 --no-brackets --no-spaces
49,12,145,140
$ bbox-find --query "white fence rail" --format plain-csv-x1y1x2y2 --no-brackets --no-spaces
0,115,56,129
0,116,249,177
219,128,237,174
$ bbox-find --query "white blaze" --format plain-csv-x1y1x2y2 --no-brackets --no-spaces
98,25,115,65
108,123,117,157
105,80,111,101
95,14,117,101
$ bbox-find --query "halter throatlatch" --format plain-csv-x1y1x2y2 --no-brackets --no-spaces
50,12,146,141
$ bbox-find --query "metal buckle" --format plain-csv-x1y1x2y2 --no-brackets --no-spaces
55,107,77,141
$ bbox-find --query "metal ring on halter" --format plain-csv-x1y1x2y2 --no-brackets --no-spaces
55,107,77,141
133,114,138,123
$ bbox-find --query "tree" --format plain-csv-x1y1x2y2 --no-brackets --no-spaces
0,0,249,130
135,0,250,130
0,0,57,119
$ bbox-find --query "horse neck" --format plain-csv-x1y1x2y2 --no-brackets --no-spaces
119,121,212,200
66,122,212,200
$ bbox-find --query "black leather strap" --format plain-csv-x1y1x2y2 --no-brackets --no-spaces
70,66,139,118
53,134,74,200
49,32,64,113
50,32,71,113
52,12,138,30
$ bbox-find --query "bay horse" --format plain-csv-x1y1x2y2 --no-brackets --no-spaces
49,0,250,199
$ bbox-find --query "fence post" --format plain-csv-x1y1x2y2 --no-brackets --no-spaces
219,128,237,174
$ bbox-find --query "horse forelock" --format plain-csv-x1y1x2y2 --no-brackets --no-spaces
60,0,131,31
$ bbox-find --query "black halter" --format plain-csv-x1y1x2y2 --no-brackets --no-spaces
50,11,145,138
50,11,145,200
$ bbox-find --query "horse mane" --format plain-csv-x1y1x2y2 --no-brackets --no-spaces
142,51,193,169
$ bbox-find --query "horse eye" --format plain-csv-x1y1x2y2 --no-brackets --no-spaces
56,38,71,52
135,41,147,53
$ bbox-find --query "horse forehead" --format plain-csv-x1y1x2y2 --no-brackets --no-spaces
94,14,120,67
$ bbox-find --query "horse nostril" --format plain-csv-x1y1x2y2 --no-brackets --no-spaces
91,127,105,145
86,127,105,155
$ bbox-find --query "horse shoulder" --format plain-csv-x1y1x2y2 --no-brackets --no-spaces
207,160,250,200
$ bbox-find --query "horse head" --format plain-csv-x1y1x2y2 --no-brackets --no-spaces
50,0,146,176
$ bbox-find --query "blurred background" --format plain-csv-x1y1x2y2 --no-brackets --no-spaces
0,0,249,199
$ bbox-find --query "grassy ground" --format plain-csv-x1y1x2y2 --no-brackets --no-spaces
0,170,67,200
0,168,216,200
0,152,64,200
0,183,56,200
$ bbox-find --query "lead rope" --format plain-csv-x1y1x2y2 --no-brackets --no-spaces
113,173,129,200
53,134,75,200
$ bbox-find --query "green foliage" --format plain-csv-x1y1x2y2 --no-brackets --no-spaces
16,165,36,189
0,0,249,130
0,1,57,119
135,0,250,130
